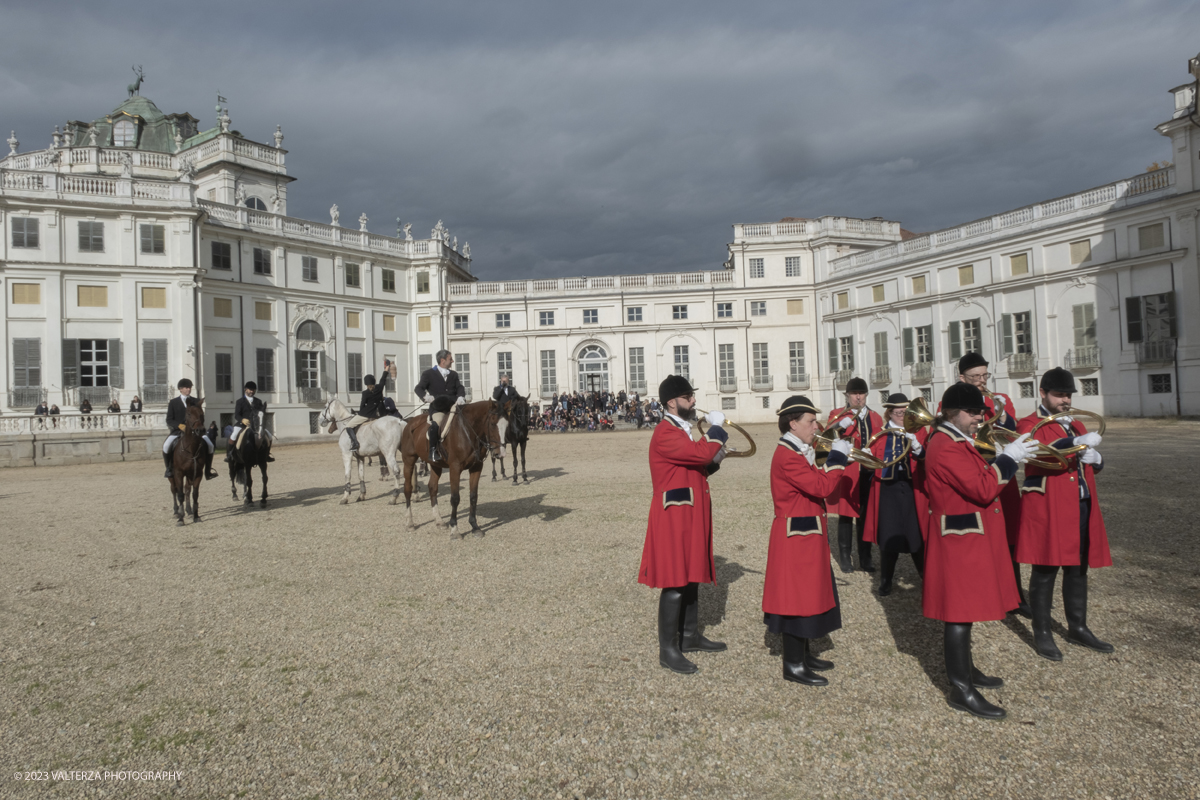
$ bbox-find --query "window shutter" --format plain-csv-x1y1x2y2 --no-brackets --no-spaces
62,339,79,387
320,351,336,392
108,338,124,388
1166,292,1177,338
13,339,28,386
29,339,42,386
846,342,855,372
1000,315,1013,356
902,328,914,365
295,350,306,388
948,322,962,361
827,338,837,372
924,326,934,363
1125,297,1142,343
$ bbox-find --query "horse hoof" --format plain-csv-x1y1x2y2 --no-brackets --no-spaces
175,520,185,527
471,530,485,539
339,497,349,505
356,496,365,503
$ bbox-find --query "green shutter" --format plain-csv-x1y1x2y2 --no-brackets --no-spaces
295,350,306,388
925,325,934,363
828,338,837,372
1166,292,1177,338
948,322,961,361
1000,314,1013,356
1125,297,1142,343
902,328,914,365
108,338,123,388
62,339,79,387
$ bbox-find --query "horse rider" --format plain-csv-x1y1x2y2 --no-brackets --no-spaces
224,381,275,466
343,365,389,453
163,378,218,480
493,374,519,402
414,350,466,462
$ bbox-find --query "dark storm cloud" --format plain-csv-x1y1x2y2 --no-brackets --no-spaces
1,1,1195,279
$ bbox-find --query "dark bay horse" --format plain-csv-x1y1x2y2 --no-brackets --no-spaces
228,407,270,508
170,400,208,525
401,400,506,540
491,395,531,485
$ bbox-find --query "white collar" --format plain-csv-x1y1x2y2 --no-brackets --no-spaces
437,365,449,378
665,412,692,435
943,421,970,439
886,419,903,429
782,431,817,465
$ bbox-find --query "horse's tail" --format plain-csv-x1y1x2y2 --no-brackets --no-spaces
235,464,247,486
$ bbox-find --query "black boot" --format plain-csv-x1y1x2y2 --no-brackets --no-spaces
782,634,828,686
224,447,234,465
1029,567,1063,662
835,517,854,573
1063,569,1113,653
428,422,444,462
806,645,834,671
1012,559,1032,618
944,623,1005,719
658,588,697,674
204,448,219,480
679,583,726,653
971,660,1004,688
264,447,275,462
856,516,875,573
347,426,360,453
162,450,173,478
879,551,898,596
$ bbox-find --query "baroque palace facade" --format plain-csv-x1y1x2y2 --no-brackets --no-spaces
2,53,1199,439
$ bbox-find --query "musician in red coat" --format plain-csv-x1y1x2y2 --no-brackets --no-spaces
923,383,1038,719
762,396,853,686
825,377,884,574
638,375,730,675
863,394,926,596
1015,367,1113,662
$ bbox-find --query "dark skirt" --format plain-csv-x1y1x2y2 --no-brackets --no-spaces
877,478,924,555
763,568,842,639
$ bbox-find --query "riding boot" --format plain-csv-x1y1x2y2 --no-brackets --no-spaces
204,448,219,480
1012,559,1032,619
782,634,828,686
162,450,173,478
835,517,855,573
878,551,898,596
971,659,1004,688
264,447,275,462
805,645,834,671
944,623,1005,719
658,588,697,674
428,422,444,463
1063,569,1114,653
678,583,726,653
347,426,360,453
856,515,875,573
1029,566,1063,662
223,446,233,464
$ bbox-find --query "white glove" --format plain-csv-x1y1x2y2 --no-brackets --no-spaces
1074,432,1102,448
456,396,466,406
1058,415,1074,425
704,410,726,427
711,448,727,465
422,394,432,403
1000,432,1038,463
838,416,855,430
830,439,852,456
1081,447,1102,465
905,432,923,455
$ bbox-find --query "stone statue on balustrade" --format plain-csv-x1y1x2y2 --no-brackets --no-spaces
271,193,281,213
359,213,369,232
219,108,231,134
235,184,247,206
432,220,447,242
452,236,458,251
274,125,284,148
463,241,471,258
119,151,132,176
89,125,98,147
403,222,413,241
330,204,340,225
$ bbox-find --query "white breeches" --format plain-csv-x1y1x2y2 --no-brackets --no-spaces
165,434,213,454
230,426,271,448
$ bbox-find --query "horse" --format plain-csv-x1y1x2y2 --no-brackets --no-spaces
400,400,506,540
491,394,531,485
318,397,406,504
169,400,208,526
228,407,270,508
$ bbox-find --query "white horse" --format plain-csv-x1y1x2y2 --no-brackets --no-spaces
318,397,406,504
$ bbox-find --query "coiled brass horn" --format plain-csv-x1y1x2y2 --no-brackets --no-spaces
974,423,1069,470
696,410,758,458
862,396,938,469
813,425,886,469
1023,408,1105,468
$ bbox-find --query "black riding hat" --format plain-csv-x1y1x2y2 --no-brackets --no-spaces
1040,367,1077,394
177,378,193,389
845,377,868,393
941,383,985,412
777,395,819,416
658,375,695,405
364,374,377,386
958,352,989,374
883,393,910,409
244,381,257,392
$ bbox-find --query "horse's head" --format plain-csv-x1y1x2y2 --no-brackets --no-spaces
185,401,206,436
509,395,530,440
486,400,509,456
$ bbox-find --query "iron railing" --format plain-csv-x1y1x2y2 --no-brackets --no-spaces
297,387,324,405
751,375,774,391
834,369,853,389
788,374,810,391
1137,339,1176,364
1064,346,1101,370
719,378,738,393
870,366,891,386
1007,352,1038,374
9,387,44,408
141,384,172,404
910,362,933,382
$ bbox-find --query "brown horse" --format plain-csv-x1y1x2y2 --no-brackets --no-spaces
170,400,208,525
400,400,507,540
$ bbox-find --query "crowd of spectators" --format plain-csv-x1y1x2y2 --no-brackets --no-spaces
530,389,665,433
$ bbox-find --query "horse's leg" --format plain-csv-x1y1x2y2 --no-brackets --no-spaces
386,448,401,505
171,479,184,526
448,464,462,540
429,466,447,530
356,454,367,502
510,441,519,486
468,467,483,537
192,476,201,522
403,454,416,529
491,452,497,482
339,443,352,505
244,462,254,506
259,462,268,507
521,440,529,483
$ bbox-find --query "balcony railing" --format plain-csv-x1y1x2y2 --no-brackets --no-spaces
1136,339,1176,365
910,362,933,383
9,387,44,408
719,378,738,393
540,386,558,400
834,369,853,390
869,366,892,386
1007,352,1038,374
1064,346,1101,370
297,387,325,405
66,386,117,407
628,382,647,395
751,375,774,391
140,385,172,405
0,411,167,436
787,374,810,391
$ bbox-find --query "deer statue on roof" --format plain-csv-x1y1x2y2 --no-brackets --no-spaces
127,66,145,98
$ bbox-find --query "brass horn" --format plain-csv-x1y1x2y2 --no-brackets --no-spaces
1024,408,1105,469
696,410,757,458
979,387,1004,427
973,422,1069,470
862,396,937,469
813,425,886,470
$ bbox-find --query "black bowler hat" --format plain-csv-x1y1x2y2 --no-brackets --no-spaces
958,352,989,374
941,382,985,411
1040,367,1077,394
177,378,193,389
845,377,869,393
658,374,696,405
364,374,377,386
244,381,258,392
777,395,819,416
882,393,910,409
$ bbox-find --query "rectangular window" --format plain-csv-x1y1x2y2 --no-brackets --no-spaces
347,352,363,392
78,221,104,252
1070,239,1092,265
78,339,109,387
911,275,926,295
1073,303,1097,348
1150,373,1172,394
835,291,849,310
748,258,764,279
540,350,557,393
12,217,39,248
1010,253,1029,276
722,397,736,410
874,331,888,367
12,338,41,388
789,342,805,379
456,354,471,398
958,265,974,286
716,302,732,319
1138,223,1165,251
1126,292,1176,344
419,354,432,375
346,311,360,329
345,262,361,288
255,301,272,321
1012,312,1032,354
539,310,555,326
949,320,980,361
1081,378,1099,396
963,318,981,354
628,347,645,389
256,348,275,392
139,224,165,254
453,314,469,330
762,396,771,409
785,256,801,277
382,314,396,332
583,309,598,325
143,339,168,390
872,284,885,303
828,338,838,372
296,351,319,389
417,271,430,293
418,316,431,332
77,285,108,307
1019,381,1034,398
215,352,232,392
839,336,854,370
916,325,934,363
12,283,41,304
381,268,396,292
787,299,803,315
674,345,690,380
141,287,166,309
750,301,767,317
495,313,511,328
253,247,271,275
673,305,688,320
921,387,933,403
627,307,643,323
302,255,318,282
211,241,232,270
752,343,769,379
718,344,735,386
497,351,513,381
902,328,914,365
949,322,961,361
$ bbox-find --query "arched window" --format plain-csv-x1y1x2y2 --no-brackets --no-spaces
577,345,609,392
244,197,268,211
297,320,325,342
113,119,136,147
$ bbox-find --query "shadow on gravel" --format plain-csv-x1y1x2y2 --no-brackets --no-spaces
873,559,945,688
521,467,568,481
700,556,752,631
475,493,574,531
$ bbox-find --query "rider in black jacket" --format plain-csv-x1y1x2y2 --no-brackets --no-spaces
163,378,218,480
343,363,389,452
224,382,275,464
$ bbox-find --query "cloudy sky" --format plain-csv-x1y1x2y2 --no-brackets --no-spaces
0,1,1196,279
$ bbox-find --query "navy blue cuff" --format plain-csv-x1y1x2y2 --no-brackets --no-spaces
1092,459,1104,474
704,425,729,444
994,454,1019,482
824,450,849,467
1052,437,1074,450
997,417,1017,432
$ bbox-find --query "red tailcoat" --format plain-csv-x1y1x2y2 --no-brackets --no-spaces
762,439,847,616
1014,411,1112,568
922,424,1019,623
638,417,724,588
863,426,929,544
824,407,884,517
939,391,1023,546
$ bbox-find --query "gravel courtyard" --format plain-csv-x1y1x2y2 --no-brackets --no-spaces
2,419,1198,799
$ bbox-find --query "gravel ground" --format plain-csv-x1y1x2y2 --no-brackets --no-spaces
2,419,1198,800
